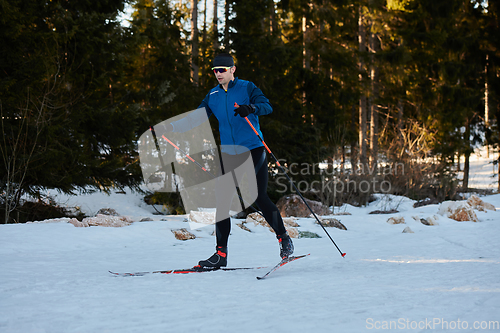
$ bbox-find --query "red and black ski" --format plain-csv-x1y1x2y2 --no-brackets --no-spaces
109,254,309,278
109,265,264,277
256,254,310,280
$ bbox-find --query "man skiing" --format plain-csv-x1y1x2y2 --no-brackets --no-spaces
195,53,294,268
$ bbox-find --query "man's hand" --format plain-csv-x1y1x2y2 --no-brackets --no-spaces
234,104,254,118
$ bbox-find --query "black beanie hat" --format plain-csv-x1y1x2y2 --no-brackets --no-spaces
213,53,234,67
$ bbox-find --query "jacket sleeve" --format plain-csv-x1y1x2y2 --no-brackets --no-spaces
247,82,272,116
197,93,213,118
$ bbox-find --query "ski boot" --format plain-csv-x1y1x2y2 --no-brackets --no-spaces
277,233,294,259
198,246,227,268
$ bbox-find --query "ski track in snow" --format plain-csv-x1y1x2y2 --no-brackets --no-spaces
1,191,500,333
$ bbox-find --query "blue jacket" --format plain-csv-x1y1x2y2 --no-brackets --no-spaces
198,78,272,154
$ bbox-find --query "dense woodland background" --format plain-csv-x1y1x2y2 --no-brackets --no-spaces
1,0,499,223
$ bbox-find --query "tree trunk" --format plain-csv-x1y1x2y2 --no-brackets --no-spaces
397,99,404,144
359,98,368,170
463,121,470,191
201,0,207,86
358,7,368,170
302,14,309,70
485,54,490,158
302,7,310,106
341,145,346,174
369,32,379,173
190,0,199,85
463,154,469,191
224,0,229,50
213,0,219,50
351,104,358,174
485,54,489,127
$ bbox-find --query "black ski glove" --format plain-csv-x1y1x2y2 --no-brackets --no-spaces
234,104,254,118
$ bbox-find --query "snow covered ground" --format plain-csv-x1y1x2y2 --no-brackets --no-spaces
1,146,500,333
1,189,499,333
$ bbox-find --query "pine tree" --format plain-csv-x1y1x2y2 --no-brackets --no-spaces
0,0,144,222
127,0,194,124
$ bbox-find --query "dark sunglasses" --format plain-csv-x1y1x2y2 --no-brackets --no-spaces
212,66,232,74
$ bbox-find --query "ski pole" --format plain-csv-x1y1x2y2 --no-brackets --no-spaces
149,126,167,170
235,103,346,258
149,127,264,218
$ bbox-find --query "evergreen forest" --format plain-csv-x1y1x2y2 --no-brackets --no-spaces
1,0,499,223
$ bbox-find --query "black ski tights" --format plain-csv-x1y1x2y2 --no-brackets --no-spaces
215,147,286,247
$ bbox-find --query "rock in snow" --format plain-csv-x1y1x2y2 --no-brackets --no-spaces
387,216,405,225
437,196,496,222
189,211,216,225
438,201,479,222
319,218,347,230
246,212,299,238
466,195,496,212
276,194,331,217
422,216,439,226
96,208,120,216
69,214,133,227
171,228,196,240
402,226,414,233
